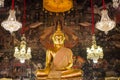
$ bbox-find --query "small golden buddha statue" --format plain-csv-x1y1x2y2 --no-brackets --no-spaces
36,22,83,79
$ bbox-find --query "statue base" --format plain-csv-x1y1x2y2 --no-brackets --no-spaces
37,77,83,80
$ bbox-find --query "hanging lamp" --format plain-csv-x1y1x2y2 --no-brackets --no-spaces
14,0,32,63
96,0,116,34
112,0,120,8
86,0,103,63
0,0,4,7
1,0,22,34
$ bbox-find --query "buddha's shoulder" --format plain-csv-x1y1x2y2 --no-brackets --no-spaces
60,47,73,56
62,47,72,51
46,49,53,52
46,47,72,53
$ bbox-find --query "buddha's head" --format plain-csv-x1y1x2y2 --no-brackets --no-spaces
52,22,65,45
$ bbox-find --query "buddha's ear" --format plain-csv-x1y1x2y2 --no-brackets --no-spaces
51,33,56,42
50,34,54,41
63,36,65,41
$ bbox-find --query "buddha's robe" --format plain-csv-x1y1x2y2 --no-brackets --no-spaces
48,47,76,78
52,47,73,70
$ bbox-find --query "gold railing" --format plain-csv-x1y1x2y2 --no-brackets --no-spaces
0,78,12,80
105,77,120,80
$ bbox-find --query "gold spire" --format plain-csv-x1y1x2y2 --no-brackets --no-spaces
56,22,61,32
53,22,64,36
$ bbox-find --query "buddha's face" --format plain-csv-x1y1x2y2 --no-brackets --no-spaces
52,34,65,45
52,22,65,45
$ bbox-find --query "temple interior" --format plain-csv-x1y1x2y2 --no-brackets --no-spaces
0,0,120,80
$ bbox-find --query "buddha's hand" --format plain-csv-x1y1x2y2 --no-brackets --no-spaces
54,66,67,71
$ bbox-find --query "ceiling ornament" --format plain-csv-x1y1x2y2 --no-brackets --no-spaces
86,0,103,63
43,0,73,12
87,35,103,63
14,34,32,63
1,0,22,34
14,0,32,63
112,0,120,9
0,0,4,7
96,0,116,34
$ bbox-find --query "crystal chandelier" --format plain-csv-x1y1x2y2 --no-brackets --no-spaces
112,0,120,8
0,0,4,7
87,35,103,63
14,34,32,63
87,0,103,63
96,9,116,34
1,10,22,34
96,0,116,34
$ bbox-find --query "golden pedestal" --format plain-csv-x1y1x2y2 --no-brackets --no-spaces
37,77,83,80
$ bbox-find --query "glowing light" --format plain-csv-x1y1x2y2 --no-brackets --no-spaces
87,35,103,63
1,10,22,33
0,0,4,7
14,34,32,63
96,9,116,34
112,0,119,8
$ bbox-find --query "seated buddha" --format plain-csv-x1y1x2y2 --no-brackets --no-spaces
36,23,83,79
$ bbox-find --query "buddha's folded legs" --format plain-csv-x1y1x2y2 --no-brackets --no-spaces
61,69,83,78
36,69,49,77
36,69,83,79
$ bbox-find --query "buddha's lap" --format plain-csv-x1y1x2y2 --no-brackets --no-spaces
61,69,82,74
36,69,82,77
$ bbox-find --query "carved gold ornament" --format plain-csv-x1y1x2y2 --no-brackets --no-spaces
43,0,73,12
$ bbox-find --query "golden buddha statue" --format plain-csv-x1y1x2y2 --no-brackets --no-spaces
36,23,83,79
